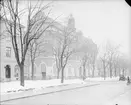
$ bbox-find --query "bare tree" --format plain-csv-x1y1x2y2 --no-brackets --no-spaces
90,44,98,77
99,41,120,78
79,37,97,79
100,52,109,80
106,42,120,78
50,17,77,82
81,53,90,80
53,44,62,79
55,27,77,83
1,0,58,86
96,59,102,77
112,53,120,77
28,39,45,80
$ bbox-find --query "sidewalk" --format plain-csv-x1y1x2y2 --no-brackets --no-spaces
0,79,86,95
85,77,119,82
0,79,99,102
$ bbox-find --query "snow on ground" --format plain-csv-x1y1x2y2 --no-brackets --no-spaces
106,90,131,105
0,79,85,95
86,77,119,82
0,77,120,95
2,80,130,105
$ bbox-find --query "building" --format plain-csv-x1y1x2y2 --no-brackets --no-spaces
26,14,83,80
0,17,25,81
0,15,85,82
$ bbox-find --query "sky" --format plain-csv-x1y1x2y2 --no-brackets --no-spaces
50,0,130,55
19,0,130,56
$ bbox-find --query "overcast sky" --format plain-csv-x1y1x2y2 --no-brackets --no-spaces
19,0,130,55
51,0,130,55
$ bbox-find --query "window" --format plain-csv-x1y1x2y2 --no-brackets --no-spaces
6,47,11,57
5,65,11,78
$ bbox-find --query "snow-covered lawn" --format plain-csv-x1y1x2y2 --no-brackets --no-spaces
0,77,120,95
86,77,119,82
0,79,85,95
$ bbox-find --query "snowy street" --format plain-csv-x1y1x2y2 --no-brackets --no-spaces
1,81,131,105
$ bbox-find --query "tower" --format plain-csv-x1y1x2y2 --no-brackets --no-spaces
68,14,75,29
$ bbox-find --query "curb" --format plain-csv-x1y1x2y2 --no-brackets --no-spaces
1,83,99,102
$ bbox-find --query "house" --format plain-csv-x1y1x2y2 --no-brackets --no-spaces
0,17,27,82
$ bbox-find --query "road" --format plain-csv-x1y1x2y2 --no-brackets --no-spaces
1,81,131,105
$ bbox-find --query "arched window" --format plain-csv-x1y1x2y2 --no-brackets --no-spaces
41,63,46,73
5,65,11,78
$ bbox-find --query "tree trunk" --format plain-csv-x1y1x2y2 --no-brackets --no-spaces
103,65,106,80
103,61,106,80
20,64,24,86
88,66,90,78
92,64,95,77
109,63,112,78
31,60,35,80
61,68,64,83
83,65,86,80
114,67,117,77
